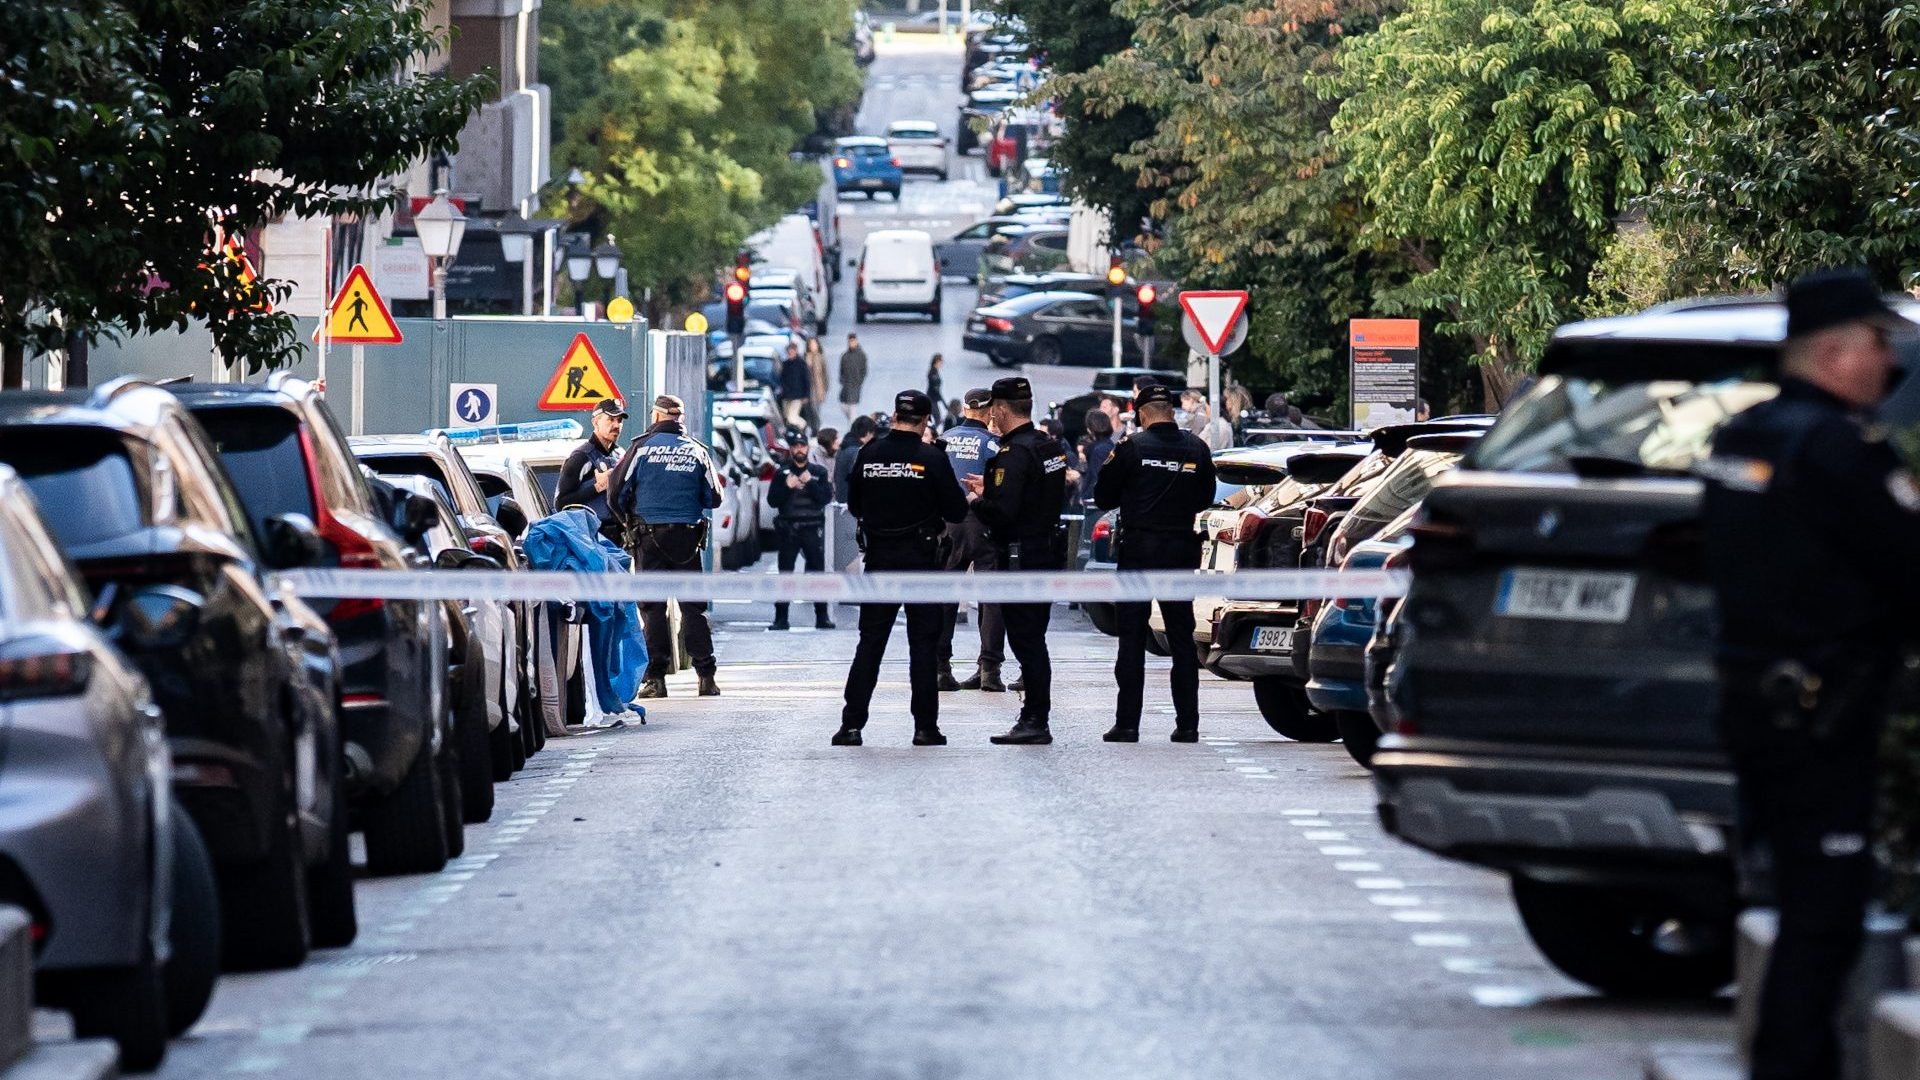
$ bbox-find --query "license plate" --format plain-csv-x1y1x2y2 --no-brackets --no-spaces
1496,568,1637,624
1252,626,1293,652
859,179,883,188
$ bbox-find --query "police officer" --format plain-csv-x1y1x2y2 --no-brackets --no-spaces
1094,382,1217,742
613,394,724,699
555,398,626,542
834,390,969,746
767,438,835,631
964,376,1069,745
937,387,1008,692
1701,268,1920,1080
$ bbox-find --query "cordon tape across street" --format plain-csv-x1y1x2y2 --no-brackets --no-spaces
272,568,1410,606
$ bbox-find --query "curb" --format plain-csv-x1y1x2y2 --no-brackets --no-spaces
0,906,117,1079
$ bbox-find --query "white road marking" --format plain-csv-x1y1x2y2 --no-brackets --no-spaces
1443,957,1499,975
1391,910,1448,923
1320,845,1366,856
1353,878,1405,890
1470,986,1545,1008
1369,894,1423,907
1282,808,1318,815
1302,830,1348,840
227,1055,287,1074
1411,933,1472,948
1334,861,1383,872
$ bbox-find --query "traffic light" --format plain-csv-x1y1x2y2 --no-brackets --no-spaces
724,280,747,336
1135,284,1158,336
733,251,752,285
1106,256,1128,301
1135,283,1157,308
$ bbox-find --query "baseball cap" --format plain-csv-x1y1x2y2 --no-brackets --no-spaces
894,389,934,420
990,377,1033,402
1133,383,1175,409
963,386,994,409
593,398,628,419
1786,268,1905,339
653,394,685,415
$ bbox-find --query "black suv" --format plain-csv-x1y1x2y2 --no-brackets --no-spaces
172,377,456,877
1374,296,1920,997
0,380,353,970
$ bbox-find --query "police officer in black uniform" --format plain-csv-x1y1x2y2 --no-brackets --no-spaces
1093,382,1217,742
767,439,835,631
1701,268,1920,1080
834,390,969,746
937,387,1008,692
965,377,1069,745
555,398,627,542
612,394,725,699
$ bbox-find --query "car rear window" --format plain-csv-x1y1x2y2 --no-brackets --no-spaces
473,473,511,500
849,145,891,160
358,453,454,507
194,407,316,537
531,465,561,503
1344,448,1461,540
891,128,940,141
1470,376,1778,474
0,429,149,549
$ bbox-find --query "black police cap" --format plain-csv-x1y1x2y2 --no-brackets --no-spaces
894,389,934,419
593,398,628,419
963,386,994,409
1786,268,1905,339
1133,383,1175,409
990,377,1032,402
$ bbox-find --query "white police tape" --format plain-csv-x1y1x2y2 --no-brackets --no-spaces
271,568,1409,606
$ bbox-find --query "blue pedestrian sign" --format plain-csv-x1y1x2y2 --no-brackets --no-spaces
449,383,498,428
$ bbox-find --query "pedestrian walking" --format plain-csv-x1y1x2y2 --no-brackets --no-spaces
964,377,1069,745
833,414,877,503
926,353,947,425
937,387,1008,693
1078,408,1116,507
1094,383,1218,742
805,337,830,430
811,427,839,472
612,394,724,699
834,390,969,746
554,398,627,543
1181,389,1234,451
779,343,812,431
839,333,869,422
767,440,835,631
1700,268,1920,1080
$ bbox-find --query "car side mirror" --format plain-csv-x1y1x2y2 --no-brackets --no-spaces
467,534,512,565
401,494,437,545
463,553,504,571
260,513,323,570
491,496,529,540
117,585,203,651
433,547,472,571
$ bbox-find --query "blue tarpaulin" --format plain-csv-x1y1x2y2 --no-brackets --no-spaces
522,509,647,717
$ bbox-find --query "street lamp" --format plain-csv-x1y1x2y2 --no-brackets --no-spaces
593,238,621,281
497,213,532,263
415,190,467,321
565,245,592,284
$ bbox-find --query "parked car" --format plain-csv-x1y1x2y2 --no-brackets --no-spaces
935,217,1059,280
1371,296,1865,998
965,291,1139,367
708,341,783,392
977,270,1110,309
0,466,221,1069
856,229,941,323
746,214,833,328
978,224,1072,285
171,378,452,882
0,381,356,975
831,136,903,200
706,425,759,569
886,119,950,179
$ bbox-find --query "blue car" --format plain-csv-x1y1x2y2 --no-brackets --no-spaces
832,136,902,200
1304,511,1415,767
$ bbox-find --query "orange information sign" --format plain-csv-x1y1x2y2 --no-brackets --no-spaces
538,334,623,411
1348,318,1421,430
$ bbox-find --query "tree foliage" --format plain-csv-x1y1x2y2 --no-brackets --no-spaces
544,0,862,306
0,0,491,375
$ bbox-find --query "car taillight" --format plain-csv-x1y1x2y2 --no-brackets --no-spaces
891,157,902,167
1303,598,1322,619
1218,510,1267,546
834,157,851,169
984,317,1013,332
467,535,490,554
1091,516,1112,542
759,463,776,482
1329,531,1351,566
1301,506,1332,547
0,646,91,701
316,517,384,620
1384,546,1411,570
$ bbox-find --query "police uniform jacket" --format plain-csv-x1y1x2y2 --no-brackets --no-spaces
1093,420,1216,565
612,420,723,526
1704,378,1920,665
973,421,1069,549
847,429,968,546
768,460,833,525
556,435,620,523
942,418,1000,494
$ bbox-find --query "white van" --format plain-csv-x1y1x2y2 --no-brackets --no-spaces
856,229,941,323
747,214,830,331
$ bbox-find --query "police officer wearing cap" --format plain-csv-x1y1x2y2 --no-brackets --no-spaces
834,390,969,746
1702,268,1920,1080
556,398,627,543
1094,382,1217,742
613,394,725,699
964,376,1070,745
937,387,1008,692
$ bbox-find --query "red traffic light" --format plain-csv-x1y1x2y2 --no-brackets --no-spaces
724,281,746,303
1135,284,1157,307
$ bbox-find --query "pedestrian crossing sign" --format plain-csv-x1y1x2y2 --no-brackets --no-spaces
538,333,622,411
318,265,403,345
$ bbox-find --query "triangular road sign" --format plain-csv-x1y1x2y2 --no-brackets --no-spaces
319,265,403,345
538,333,623,411
1178,290,1249,355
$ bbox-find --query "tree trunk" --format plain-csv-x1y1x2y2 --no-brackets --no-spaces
2,340,23,390
65,330,88,389
1478,338,1529,412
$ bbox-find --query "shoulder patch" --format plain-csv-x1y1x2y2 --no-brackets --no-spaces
1698,453,1773,492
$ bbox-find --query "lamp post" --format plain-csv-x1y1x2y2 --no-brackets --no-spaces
593,238,622,310
498,213,533,316
565,240,593,319
415,190,468,321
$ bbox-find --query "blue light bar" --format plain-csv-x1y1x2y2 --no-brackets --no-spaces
428,419,584,445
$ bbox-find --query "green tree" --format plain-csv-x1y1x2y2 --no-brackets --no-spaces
1328,0,1697,404
1652,0,1920,290
0,0,490,381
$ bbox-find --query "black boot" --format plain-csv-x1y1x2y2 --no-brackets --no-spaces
697,674,721,697
1103,723,1139,743
1007,675,1025,693
831,725,863,746
990,715,1052,745
1171,723,1200,743
937,664,960,692
635,677,667,699
913,728,948,746
978,665,1006,692
815,605,835,630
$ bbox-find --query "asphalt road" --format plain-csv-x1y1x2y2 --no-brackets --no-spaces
90,36,1736,1080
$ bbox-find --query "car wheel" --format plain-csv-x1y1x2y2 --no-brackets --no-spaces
436,733,466,859
453,660,495,823
362,742,449,876
889,187,902,201
1146,628,1171,657
1084,602,1118,637
218,791,311,971
1335,710,1381,769
162,802,221,1037
1510,876,1733,998
1030,336,1063,366
988,352,1018,369
489,707,519,781
1252,676,1339,741
566,654,588,727
939,171,950,182
51,934,168,1072
306,733,359,948
855,302,868,324
929,292,943,322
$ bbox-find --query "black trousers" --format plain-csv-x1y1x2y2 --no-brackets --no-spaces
1114,532,1204,730
995,539,1059,721
842,539,942,731
938,516,1005,668
635,526,716,679
771,519,831,627
1724,680,1884,1080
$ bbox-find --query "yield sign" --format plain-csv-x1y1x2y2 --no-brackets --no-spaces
1178,290,1250,355
538,333,623,411
318,265,403,345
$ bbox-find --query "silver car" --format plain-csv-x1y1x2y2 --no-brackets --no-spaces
0,465,221,1070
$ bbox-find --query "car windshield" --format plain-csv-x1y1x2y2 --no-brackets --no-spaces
0,429,149,549
357,453,456,507
1344,448,1462,541
1469,375,1779,474
193,407,316,538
